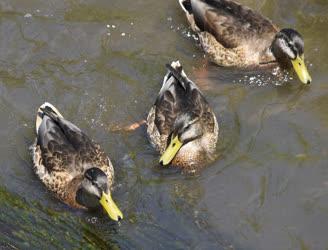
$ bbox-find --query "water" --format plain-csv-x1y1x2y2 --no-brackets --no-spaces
0,0,327,249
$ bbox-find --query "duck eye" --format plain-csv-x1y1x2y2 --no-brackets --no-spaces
85,174,92,181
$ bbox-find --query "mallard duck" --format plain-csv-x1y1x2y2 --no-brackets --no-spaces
179,0,312,84
31,103,123,221
147,61,219,171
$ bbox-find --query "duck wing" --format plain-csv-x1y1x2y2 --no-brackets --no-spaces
186,0,278,48
154,61,210,135
37,106,107,173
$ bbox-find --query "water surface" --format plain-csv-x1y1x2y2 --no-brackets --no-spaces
0,0,328,249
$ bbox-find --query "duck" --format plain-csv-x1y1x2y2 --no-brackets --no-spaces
147,61,219,171
178,0,312,84
31,102,123,221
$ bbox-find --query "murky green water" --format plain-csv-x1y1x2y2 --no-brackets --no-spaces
0,0,327,249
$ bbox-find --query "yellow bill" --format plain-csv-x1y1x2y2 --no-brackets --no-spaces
99,192,123,221
291,55,312,84
159,135,183,166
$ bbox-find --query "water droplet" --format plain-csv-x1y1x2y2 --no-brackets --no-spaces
90,217,97,224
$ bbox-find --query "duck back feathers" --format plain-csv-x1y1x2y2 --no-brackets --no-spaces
179,0,279,66
154,61,209,136
180,0,278,48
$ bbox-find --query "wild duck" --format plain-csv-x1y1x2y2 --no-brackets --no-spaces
179,0,312,84
147,61,219,172
31,103,123,221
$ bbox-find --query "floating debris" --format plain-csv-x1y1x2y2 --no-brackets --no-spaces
24,13,32,18
296,153,307,160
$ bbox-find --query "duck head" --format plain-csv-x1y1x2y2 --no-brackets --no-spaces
76,167,123,221
159,113,204,166
271,28,312,84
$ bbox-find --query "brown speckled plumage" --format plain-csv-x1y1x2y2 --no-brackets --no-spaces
31,103,114,209
147,61,219,172
179,0,280,68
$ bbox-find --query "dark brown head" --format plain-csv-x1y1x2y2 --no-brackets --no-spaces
159,112,204,166
271,28,312,84
76,167,123,221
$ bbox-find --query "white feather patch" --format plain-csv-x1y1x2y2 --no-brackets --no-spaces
35,102,64,134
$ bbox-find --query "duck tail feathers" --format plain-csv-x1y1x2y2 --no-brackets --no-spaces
165,60,193,91
36,102,63,134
